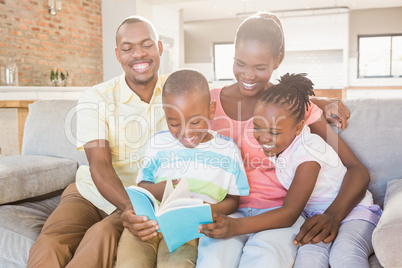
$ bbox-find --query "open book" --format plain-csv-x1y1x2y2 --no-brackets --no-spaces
126,178,213,252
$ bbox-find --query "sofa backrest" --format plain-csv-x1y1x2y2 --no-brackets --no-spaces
20,98,400,207
21,99,88,166
336,98,402,208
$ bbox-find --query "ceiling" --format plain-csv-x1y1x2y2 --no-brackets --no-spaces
144,0,402,22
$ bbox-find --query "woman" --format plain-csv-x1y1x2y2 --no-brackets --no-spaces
197,11,369,268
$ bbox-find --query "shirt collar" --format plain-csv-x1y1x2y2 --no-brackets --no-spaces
118,73,164,104
270,124,309,166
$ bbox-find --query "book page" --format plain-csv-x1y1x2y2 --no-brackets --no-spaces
160,176,174,209
158,178,193,216
159,197,204,214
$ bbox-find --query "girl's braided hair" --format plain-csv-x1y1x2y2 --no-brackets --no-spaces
259,73,315,122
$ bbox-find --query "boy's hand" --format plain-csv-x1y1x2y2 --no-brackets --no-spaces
155,178,181,188
138,179,180,201
198,212,237,239
121,208,159,241
172,178,181,186
293,213,340,246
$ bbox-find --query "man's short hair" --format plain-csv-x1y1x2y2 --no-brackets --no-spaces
162,69,210,103
116,16,159,44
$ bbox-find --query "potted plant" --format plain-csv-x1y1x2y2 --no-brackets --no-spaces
50,69,57,86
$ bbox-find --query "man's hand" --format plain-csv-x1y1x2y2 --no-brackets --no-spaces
198,212,237,239
293,213,340,246
121,208,159,241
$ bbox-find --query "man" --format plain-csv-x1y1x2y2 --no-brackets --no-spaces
27,16,165,268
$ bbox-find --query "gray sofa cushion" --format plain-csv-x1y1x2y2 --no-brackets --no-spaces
337,99,402,207
369,254,384,268
0,155,77,204
372,179,402,268
21,100,88,166
0,195,60,268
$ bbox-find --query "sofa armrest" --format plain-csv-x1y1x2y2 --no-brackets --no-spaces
0,155,78,205
372,178,402,268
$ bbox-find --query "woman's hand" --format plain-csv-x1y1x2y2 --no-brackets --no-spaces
310,98,350,130
198,212,238,239
121,208,159,241
293,213,340,246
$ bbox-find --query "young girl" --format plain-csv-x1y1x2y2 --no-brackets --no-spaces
252,73,382,267
197,11,370,268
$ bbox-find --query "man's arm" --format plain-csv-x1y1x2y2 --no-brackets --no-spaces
84,139,131,211
84,139,159,241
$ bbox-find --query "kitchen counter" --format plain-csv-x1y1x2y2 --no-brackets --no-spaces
0,86,90,100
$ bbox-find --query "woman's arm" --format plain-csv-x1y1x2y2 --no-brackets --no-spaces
310,98,350,130
200,162,321,239
294,116,370,245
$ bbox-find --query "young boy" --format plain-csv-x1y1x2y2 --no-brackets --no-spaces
116,69,250,268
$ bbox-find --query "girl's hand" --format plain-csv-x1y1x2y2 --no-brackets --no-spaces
198,212,238,239
293,213,340,246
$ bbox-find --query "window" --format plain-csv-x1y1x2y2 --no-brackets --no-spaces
358,34,402,78
213,43,235,80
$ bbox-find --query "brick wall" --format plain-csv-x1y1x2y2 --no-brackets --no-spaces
0,0,103,86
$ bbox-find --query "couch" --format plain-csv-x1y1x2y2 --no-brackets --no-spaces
0,99,401,268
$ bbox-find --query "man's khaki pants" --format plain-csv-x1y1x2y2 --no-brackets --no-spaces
27,183,123,268
116,228,198,268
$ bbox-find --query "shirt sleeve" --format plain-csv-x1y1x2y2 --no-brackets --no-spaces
304,102,323,126
76,89,109,151
292,133,328,169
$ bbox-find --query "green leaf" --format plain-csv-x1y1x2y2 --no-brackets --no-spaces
50,70,55,81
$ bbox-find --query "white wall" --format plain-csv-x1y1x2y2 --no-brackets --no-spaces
277,13,348,88
348,8,402,87
102,0,137,81
153,5,181,74
102,0,181,81
274,50,344,89
184,8,402,89
184,13,349,88
281,13,348,52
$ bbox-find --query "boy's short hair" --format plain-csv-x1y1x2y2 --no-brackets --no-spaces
162,68,210,103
